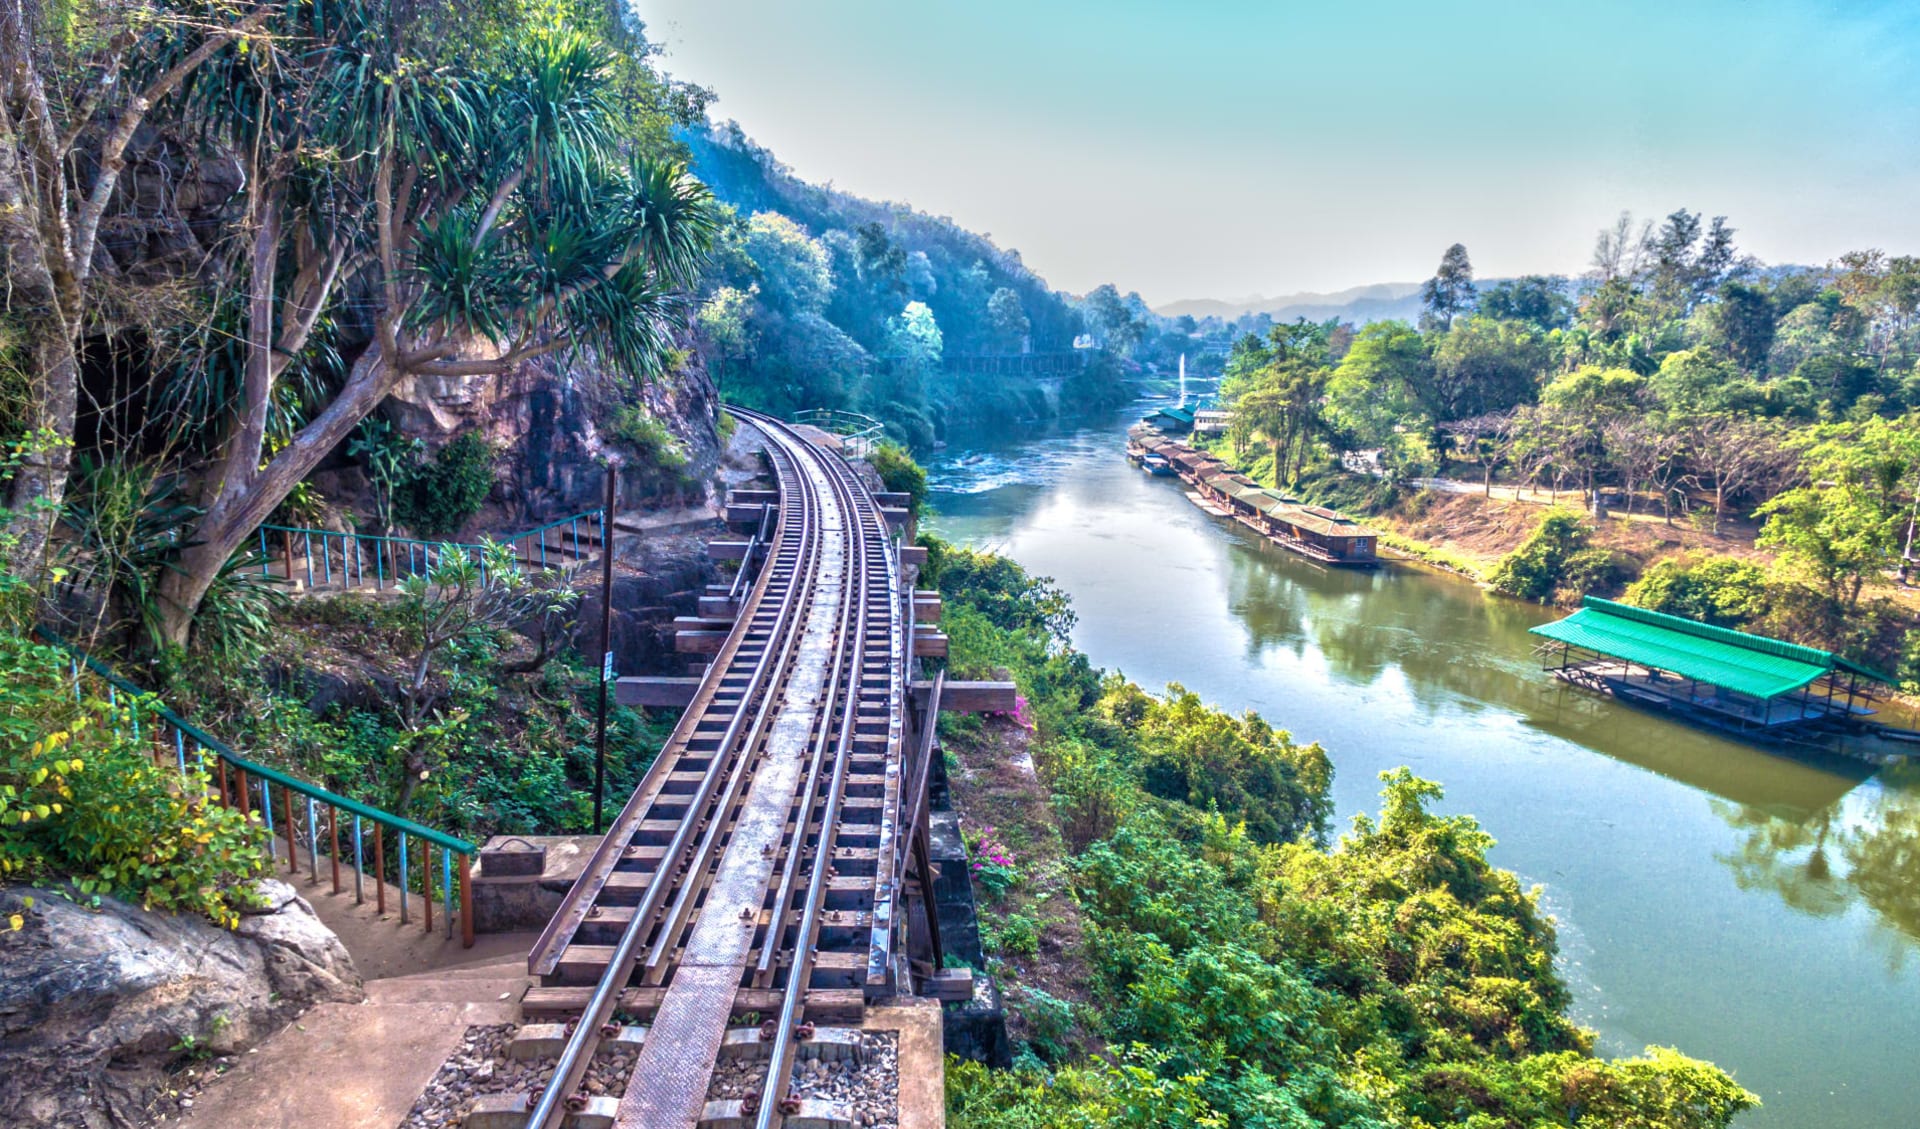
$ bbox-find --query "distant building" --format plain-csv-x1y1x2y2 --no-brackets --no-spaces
1193,407,1233,435
1143,405,1196,432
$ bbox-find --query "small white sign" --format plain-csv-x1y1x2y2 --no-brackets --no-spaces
602,651,616,683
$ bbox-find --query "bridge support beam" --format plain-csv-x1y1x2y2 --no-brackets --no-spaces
615,676,703,709
911,680,1017,714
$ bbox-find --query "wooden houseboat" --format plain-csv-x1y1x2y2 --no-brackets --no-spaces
1126,426,1382,566
1530,598,1893,739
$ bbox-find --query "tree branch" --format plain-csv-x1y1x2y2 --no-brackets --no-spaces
71,3,276,285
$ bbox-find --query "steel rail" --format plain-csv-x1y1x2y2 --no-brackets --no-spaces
751,418,886,1128
638,460,835,981
522,429,828,1129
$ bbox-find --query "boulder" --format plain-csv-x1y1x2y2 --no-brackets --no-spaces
0,880,364,1128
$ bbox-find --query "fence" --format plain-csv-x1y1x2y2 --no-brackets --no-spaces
791,409,885,461
39,630,479,947
256,508,607,594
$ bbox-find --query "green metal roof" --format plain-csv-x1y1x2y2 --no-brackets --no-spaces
1528,597,1890,700
1148,406,1196,424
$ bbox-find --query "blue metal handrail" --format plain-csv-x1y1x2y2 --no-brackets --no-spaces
256,508,606,593
37,628,480,945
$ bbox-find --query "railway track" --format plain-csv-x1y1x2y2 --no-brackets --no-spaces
516,410,911,1129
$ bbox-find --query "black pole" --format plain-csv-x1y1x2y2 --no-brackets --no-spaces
593,464,618,832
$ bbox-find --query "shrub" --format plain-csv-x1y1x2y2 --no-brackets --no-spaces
0,632,268,927
986,911,1042,956
610,405,690,470
868,441,927,518
1624,556,1772,628
395,432,495,538
1489,509,1588,602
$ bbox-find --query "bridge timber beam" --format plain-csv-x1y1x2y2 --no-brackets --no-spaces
615,676,703,709
911,631,949,659
911,679,1017,714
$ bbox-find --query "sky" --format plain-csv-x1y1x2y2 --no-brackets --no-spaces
637,1,1920,307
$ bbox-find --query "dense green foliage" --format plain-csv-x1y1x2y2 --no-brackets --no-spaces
929,539,1755,1127
1488,511,1629,604
680,123,1137,441
2,0,720,647
393,433,497,539
869,442,929,518
0,632,268,927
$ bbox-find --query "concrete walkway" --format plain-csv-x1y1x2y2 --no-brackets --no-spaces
168,863,540,1129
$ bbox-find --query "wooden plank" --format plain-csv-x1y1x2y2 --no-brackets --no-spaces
911,632,948,659
726,502,776,524
880,507,912,530
872,492,912,509
614,676,702,708
672,615,737,630
912,680,1017,714
698,595,738,617
727,489,779,505
911,592,941,624
925,968,974,1001
706,539,753,560
675,630,730,654
898,545,927,567
519,986,865,1025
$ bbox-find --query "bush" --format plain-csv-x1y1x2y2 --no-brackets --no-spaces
395,432,495,538
868,441,928,518
1624,556,1771,628
1489,509,1588,602
0,632,268,927
610,405,690,470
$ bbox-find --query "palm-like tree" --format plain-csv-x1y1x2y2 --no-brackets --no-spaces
153,4,716,644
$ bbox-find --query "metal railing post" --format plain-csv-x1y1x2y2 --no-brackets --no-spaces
398,833,410,925
459,853,473,949
353,815,365,904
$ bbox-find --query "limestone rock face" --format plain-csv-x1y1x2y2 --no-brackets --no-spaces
0,881,363,1129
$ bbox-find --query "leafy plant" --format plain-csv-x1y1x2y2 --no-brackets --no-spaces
0,632,268,926
348,418,424,535
393,431,497,539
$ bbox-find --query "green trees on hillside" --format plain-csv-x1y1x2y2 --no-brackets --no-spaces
2,0,719,650
934,542,1756,1129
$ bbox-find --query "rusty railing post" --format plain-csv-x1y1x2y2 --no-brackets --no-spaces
459,853,474,949
283,785,299,873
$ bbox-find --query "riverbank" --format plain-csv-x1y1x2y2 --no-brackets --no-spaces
925,407,1920,1128
928,535,1755,1128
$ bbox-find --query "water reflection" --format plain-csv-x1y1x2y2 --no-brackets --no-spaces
927,403,1920,1127
1714,765,1920,958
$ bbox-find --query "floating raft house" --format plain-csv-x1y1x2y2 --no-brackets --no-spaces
1530,597,1892,734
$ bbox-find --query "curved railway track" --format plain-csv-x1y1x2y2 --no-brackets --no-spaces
519,410,909,1129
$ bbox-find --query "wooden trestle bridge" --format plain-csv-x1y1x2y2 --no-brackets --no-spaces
508,409,1004,1129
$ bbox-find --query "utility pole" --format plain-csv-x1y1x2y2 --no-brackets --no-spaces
593,463,618,832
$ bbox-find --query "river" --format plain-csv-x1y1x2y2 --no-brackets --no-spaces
923,402,1920,1129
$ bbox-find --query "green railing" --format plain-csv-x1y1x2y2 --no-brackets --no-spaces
791,408,885,460
39,629,479,946
256,508,607,593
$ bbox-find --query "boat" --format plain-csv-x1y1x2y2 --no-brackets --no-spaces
1141,453,1175,476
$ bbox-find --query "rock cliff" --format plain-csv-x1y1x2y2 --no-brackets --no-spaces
0,881,362,1129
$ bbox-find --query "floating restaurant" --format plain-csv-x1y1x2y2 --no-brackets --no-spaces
1530,597,1893,735
1129,424,1381,566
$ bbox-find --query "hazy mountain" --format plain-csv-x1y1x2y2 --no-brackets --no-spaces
1155,282,1425,324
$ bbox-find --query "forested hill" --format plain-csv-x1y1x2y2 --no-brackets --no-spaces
678,120,1128,444
682,121,1078,349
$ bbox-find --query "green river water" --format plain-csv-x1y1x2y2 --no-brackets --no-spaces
924,402,1920,1129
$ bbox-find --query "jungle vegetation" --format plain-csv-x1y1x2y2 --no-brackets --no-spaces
926,536,1757,1129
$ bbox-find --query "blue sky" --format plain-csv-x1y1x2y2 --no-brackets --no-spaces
639,1,1920,306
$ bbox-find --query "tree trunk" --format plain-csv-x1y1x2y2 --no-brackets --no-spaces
3,328,81,580
156,343,395,645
